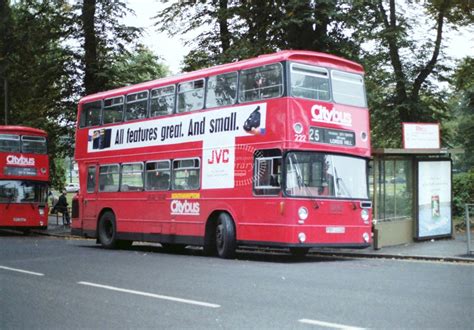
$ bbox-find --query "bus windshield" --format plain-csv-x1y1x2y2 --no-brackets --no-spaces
285,152,368,199
0,180,48,203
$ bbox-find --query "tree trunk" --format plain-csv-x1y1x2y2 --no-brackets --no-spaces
410,0,448,103
377,0,409,121
217,0,230,52
82,0,99,95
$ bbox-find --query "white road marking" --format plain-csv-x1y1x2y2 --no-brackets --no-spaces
298,318,365,329
78,281,220,308
0,265,44,276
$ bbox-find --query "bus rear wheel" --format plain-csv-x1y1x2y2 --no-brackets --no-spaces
98,211,119,249
215,213,236,259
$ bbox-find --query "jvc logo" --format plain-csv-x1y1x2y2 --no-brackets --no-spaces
6,155,35,166
170,200,200,215
311,104,352,127
207,148,230,164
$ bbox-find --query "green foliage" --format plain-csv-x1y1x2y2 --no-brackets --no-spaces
154,0,472,151
74,0,143,94
51,157,66,191
450,57,474,171
0,0,77,184
0,0,165,186
103,45,169,89
0,0,472,188
349,0,472,148
154,0,360,72
452,170,474,217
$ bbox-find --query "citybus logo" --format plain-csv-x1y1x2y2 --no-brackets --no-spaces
311,104,352,127
6,155,35,166
170,200,200,215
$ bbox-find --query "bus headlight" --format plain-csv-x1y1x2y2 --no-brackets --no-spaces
362,232,370,243
361,209,369,223
39,208,45,216
298,207,308,220
298,232,306,243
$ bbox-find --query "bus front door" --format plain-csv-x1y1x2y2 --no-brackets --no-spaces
82,164,98,233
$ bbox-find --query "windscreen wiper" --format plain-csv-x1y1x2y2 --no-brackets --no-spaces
334,167,351,198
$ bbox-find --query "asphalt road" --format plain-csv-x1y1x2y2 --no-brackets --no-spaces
0,232,472,329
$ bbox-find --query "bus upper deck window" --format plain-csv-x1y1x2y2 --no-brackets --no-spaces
177,79,204,113
331,70,367,107
0,134,20,152
150,85,175,117
80,101,102,127
103,96,124,124
22,136,47,154
239,63,283,103
206,72,237,108
125,91,148,121
290,63,330,101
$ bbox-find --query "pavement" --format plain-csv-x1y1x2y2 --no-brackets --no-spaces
37,215,474,263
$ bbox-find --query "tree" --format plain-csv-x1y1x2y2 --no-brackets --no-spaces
451,57,474,171
103,45,169,89
75,0,142,94
0,1,167,187
0,1,78,187
155,0,360,71
0,0,14,122
155,0,236,71
351,0,473,147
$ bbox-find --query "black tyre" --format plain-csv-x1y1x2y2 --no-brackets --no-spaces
289,247,310,257
98,211,118,249
215,213,236,259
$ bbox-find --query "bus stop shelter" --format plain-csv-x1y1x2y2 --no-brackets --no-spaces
371,148,454,249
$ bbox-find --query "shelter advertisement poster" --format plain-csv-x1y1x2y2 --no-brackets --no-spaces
417,160,452,239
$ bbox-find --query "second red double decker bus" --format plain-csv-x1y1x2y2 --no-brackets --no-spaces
0,126,49,233
72,50,372,258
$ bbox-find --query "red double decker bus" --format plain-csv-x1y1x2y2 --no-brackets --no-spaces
72,50,372,258
0,126,49,233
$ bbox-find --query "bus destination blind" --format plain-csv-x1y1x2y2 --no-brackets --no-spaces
308,126,355,147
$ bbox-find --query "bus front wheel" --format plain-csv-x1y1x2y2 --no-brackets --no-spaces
215,213,236,259
98,211,118,249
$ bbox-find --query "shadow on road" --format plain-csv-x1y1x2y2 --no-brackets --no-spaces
77,242,352,264
0,229,40,237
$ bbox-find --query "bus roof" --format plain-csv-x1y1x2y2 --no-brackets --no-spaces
79,50,365,104
0,125,47,136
